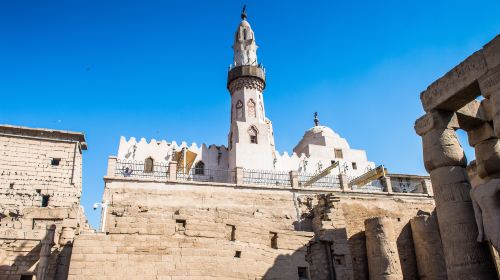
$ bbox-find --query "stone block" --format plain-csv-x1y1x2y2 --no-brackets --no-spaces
479,65,500,98
477,97,494,121
421,51,487,112
483,35,500,69
414,110,458,136
422,128,467,172
467,123,496,147
474,138,500,178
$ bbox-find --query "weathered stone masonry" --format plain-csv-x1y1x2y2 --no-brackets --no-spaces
0,125,90,280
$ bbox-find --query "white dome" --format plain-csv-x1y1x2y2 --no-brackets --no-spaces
303,126,337,138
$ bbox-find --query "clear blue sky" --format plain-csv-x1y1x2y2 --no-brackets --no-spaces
1,1,499,228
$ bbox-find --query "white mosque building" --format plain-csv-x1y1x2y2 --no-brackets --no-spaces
114,9,424,192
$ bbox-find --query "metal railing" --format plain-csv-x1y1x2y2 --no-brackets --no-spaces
298,172,341,189
346,175,385,192
243,169,291,187
115,160,170,180
177,167,235,184
391,178,425,194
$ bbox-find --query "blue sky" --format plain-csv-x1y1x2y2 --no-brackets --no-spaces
1,1,499,228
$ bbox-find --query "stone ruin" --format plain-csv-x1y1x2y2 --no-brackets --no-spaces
415,34,500,278
1,32,500,280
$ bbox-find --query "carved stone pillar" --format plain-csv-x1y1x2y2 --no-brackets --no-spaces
416,110,497,279
467,122,500,253
410,214,447,280
364,217,402,280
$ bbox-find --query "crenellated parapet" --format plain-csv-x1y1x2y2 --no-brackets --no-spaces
117,136,230,170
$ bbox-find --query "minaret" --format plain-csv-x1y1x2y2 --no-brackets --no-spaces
227,6,276,170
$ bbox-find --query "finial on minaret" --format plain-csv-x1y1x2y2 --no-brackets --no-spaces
241,5,247,20
314,112,319,126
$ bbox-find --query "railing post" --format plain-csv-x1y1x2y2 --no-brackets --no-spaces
289,171,298,188
339,174,350,192
382,176,393,194
235,167,244,185
169,161,177,181
107,156,117,177
421,179,433,197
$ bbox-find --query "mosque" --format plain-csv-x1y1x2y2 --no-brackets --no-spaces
0,7,446,280
116,7,382,189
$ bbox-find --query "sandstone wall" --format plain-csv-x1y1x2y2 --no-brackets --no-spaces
0,127,89,280
68,179,435,280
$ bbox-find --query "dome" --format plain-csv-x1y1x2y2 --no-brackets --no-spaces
303,125,337,138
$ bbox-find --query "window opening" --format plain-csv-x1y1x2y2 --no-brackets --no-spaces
247,99,256,117
270,232,278,249
236,100,243,119
144,157,154,173
226,224,236,241
249,126,258,144
175,219,186,232
41,195,50,207
334,149,343,159
194,161,205,175
297,267,309,280
51,158,61,166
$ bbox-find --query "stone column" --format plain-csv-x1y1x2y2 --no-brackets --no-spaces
410,214,447,280
364,217,402,280
416,110,497,279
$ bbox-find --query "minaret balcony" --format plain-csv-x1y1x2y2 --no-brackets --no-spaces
227,64,266,90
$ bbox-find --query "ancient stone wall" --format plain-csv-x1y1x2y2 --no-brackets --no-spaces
0,126,89,279
68,178,435,280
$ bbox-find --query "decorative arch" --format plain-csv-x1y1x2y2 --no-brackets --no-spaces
236,100,244,119
248,126,258,144
194,161,205,175
247,99,256,118
144,157,154,173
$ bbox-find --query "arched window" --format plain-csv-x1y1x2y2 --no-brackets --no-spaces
248,126,258,144
236,100,243,119
194,161,205,175
144,157,154,173
247,99,256,117
243,29,247,40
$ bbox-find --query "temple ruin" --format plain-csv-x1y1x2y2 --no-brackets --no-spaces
1,6,500,280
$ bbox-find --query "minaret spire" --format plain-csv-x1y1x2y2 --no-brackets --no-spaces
241,5,247,20
314,112,319,126
232,5,258,67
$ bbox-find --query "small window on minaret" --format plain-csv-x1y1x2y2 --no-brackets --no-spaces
247,99,256,118
236,100,243,119
249,126,258,144
243,29,247,40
